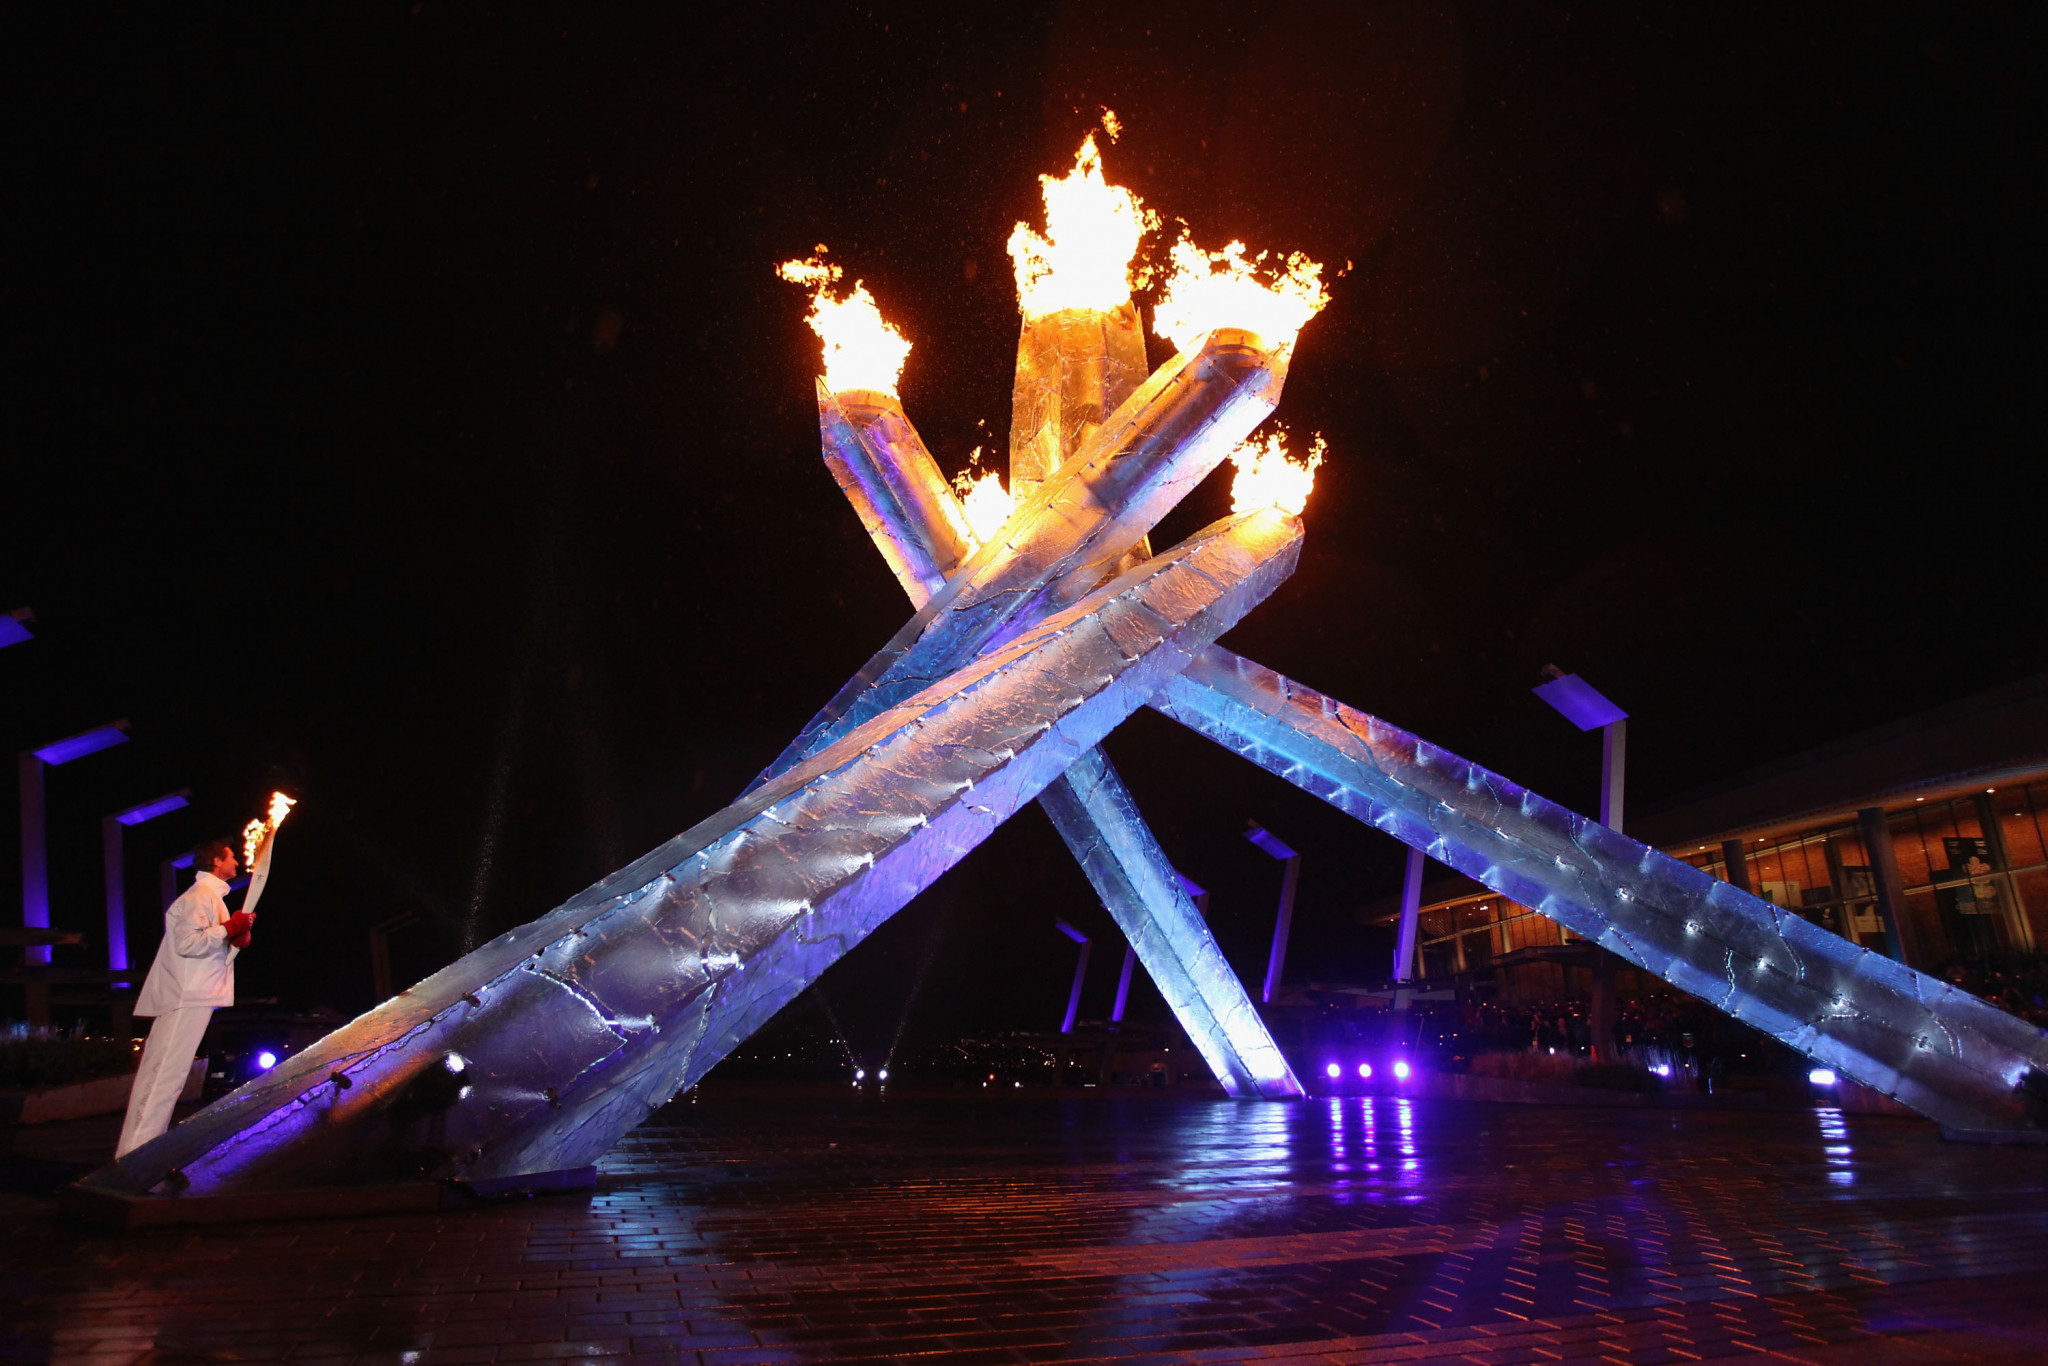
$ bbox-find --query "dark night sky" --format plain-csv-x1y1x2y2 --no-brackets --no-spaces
6,4,2044,1057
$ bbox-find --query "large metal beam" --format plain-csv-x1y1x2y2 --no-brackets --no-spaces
804,381,1301,1097
83,510,1302,1198
1149,646,2048,1133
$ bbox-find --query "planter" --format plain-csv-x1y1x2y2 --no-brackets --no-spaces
0,1058,205,1125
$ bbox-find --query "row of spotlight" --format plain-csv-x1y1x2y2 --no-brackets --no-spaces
1322,1058,1412,1082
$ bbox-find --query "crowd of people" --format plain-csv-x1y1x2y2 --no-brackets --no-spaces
1399,992,1791,1076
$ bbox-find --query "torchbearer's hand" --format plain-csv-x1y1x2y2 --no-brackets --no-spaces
224,911,256,947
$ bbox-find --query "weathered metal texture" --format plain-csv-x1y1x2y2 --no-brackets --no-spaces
815,384,973,604
811,365,1302,1099
759,328,1284,787
1151,647,2048,1133
81,512,1302,1199
818,384,978,604
1007,302,1151,499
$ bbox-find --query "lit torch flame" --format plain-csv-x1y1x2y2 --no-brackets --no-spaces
1007,118,1158,318
241,791,298,870
777,249,912,394
1228,430,1325,518
1150,238,1329,357
952,448,1015,546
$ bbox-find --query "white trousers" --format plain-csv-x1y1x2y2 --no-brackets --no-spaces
116,1006,213,1159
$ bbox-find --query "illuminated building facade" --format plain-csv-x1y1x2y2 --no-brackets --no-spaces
1392,671,2048,996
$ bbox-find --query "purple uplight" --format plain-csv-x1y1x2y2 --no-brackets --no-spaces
1532,675,1628,732
33,721,130,766
0,616,31,649
116,792,190,826
1243,823,1298,860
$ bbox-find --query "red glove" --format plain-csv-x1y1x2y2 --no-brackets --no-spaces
223,911,255,949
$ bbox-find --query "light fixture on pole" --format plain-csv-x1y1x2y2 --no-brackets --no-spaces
1244,822,1301,1004
102,791,191,971
18,720,130,965
1054,920,1092,1035
1532,667,1629,831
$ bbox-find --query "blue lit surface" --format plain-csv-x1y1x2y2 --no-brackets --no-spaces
1532,673,1629,731
34,723,128,766
115,792,189,826
0,616,31,649
1244,823,1299,861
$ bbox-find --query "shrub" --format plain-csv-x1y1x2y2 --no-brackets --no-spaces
1468,1051,1579,1085
1574,1062,1660,1092
0,1038,136,1090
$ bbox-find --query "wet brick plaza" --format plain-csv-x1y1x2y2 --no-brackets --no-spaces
5,1084,2048,1364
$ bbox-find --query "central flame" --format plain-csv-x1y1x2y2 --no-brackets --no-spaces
1228,430,1325,517
953,449,1014,545
241,791,298,870
1150,238,1329,357
777,250,912,394
1007,122,1158,319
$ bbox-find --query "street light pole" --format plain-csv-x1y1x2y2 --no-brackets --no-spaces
1054,920,1092,1035
1533,670,1630,1060
1245,823,1300,1005
18,720,130,965
102,791,191,970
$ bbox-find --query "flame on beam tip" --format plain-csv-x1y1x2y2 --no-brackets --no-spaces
1007,116,1159,319
1229,430,1325,517
1151,238,1329,358
777,249,912,395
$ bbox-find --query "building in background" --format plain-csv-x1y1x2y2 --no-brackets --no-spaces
1369,671,2048,1001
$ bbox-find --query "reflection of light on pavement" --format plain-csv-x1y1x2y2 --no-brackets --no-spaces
1395,1096,1422,1196
1816,1106,1855,1186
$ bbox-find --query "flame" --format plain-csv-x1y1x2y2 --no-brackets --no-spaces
1150,238,1329,356
953,448,1014,545
1228,430,1325,517
777,250,912,394
1007,121,1158,318
241,791,298,869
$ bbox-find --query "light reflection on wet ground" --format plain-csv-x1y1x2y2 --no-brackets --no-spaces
6,1084,2048,1363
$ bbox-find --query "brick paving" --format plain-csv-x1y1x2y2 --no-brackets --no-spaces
4,1084,2048,1364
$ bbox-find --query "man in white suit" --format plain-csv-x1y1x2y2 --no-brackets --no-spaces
116,837,257,1158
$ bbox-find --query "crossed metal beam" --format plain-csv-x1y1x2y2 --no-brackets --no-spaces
84,306,2048,1203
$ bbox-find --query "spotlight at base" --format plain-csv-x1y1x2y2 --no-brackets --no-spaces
1358,1062,1372,1079
1808,1068,1838,1086
1324,1062,1341,1079
854,1068,865,1081
877,1068,889,1082
1392,1060,1411,1080
256,1051,277,1071
1652,1064,1672,1077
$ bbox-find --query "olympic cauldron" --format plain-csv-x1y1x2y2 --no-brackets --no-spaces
83,128,2048,1205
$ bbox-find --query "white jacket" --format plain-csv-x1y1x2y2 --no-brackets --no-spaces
135,871,241,1016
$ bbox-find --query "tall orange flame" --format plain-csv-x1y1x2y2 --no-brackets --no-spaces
953,448,1015,546
1007,120,1158,318
1150,238,1329,357
777,250,913,394
1228,430,1325,517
